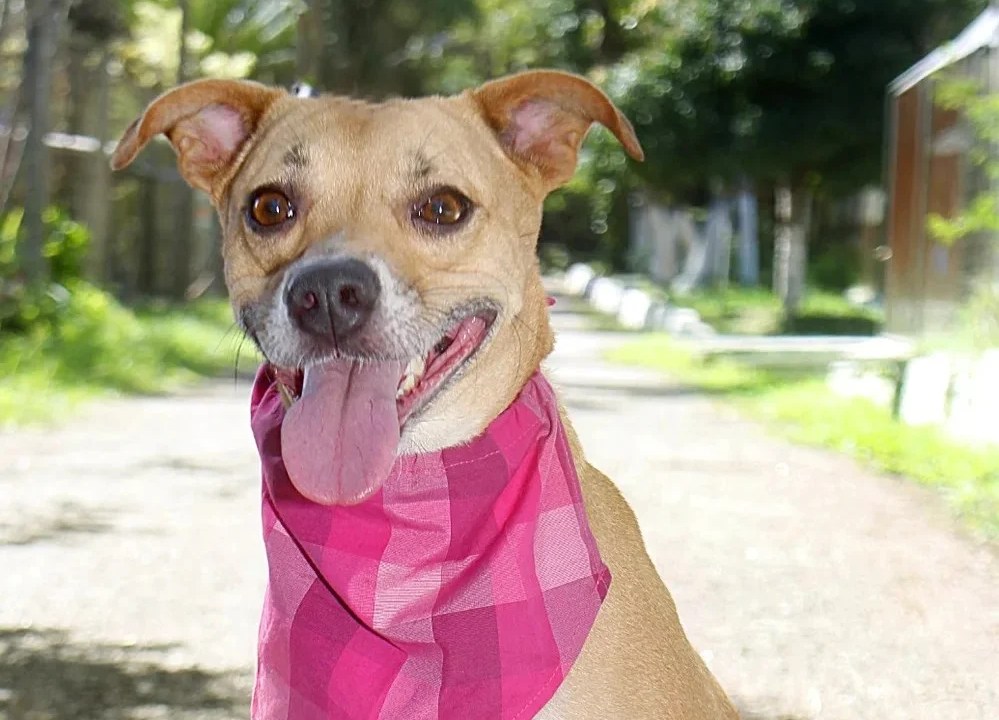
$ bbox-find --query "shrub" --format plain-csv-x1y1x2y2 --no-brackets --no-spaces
0,207,91,333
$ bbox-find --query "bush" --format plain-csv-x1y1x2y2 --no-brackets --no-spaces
0,207,91,333
808,240,861,291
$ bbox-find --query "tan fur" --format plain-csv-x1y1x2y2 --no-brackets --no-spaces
112,70,737,719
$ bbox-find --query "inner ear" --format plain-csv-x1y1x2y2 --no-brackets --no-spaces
110,79,284,197
472,70,643,191
502,99,584,177
168,105,250,191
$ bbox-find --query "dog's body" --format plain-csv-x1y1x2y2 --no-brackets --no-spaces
113,71,737,719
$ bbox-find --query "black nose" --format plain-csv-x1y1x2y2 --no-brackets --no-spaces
285,258,380,344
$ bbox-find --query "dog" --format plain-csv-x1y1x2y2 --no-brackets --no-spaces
111,70,737,720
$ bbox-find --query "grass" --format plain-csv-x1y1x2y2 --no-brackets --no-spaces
0,282,259,426
666,286,884,335
608,334,999,541
606,277,883,335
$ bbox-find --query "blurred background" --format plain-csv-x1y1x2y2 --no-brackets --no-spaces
2,1,999,719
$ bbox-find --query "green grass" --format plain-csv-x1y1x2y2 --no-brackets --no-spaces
0,281,260,426
608,335,999,540
666,286,883,335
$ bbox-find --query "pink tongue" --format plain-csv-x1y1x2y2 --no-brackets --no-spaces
281,360,404,505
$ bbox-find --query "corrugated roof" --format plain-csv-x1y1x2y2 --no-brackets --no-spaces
889,6,999,95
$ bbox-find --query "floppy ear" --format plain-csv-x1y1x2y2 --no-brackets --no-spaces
471,70,644,190
110,79,285,196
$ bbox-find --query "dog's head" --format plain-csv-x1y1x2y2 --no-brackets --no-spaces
112,71,642,503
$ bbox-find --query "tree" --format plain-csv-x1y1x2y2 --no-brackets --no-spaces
21,0,68,284
607,0,988,309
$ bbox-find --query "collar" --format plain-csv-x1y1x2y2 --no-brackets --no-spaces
249,366,609,720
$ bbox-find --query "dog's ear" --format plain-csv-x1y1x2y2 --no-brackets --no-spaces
471,70,644,190
110,79,285,195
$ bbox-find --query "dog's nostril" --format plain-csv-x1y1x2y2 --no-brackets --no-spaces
339,285,360,308
301,291,318,311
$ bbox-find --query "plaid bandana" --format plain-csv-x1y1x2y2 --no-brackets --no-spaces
249,365,610,720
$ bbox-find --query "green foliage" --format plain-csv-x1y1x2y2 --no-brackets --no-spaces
0,204,255,424
955,284,999,350
0,207,92,333
927,75,999,247
610,0,987,196
608,335,999,540
808,239,861,291
668,285,882,335
0,281,256,426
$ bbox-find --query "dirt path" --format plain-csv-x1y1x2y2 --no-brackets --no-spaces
1,300,997,719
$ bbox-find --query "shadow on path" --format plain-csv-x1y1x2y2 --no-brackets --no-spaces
0,627,251,719
0,502,115,546
739,708,809,720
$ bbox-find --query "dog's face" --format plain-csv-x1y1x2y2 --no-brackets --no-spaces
112,71,642,503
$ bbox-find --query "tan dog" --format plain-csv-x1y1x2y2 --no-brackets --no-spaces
112,70,737,719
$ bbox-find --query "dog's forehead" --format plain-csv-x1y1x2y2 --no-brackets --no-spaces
236,94,510,197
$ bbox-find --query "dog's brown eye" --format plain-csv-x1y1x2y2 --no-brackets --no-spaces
248,188,295,229
413,189,471,228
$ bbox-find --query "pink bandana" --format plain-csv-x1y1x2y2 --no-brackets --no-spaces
249,365,610,720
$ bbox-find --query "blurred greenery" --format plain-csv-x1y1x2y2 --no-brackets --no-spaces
927,76,999,246
0,206,255,426
608,335,999,540
1,207,90,332
0,281,256,426
3,0,994,423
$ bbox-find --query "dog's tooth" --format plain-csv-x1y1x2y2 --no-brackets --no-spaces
399,372,417,394
404,356,426,379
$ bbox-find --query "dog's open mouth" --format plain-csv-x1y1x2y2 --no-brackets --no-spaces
394,308,496,425
274,306,497,506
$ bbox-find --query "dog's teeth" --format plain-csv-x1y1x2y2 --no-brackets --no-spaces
399,372,417,395
396,357,426,400
404,356,426,378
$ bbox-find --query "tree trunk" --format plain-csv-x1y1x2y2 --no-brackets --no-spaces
773,183,812,315
707,190,732,288
0,0,24,212
21,0,64,284
138,178,157,296
81,48,112,284
295,0,322,84
736,179,759,286
171,0,195,299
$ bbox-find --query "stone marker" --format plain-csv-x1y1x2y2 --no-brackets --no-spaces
897,354,952,427
564,264,596,296
618,288,653,329
590,278,626,315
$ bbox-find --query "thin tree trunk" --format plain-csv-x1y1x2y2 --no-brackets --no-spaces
172,0,195,299
737,179,759,286
295,0,327,86
21,0,64,284
773,183,812,315
0,0,23,212
82,48,112,283
138,178,157,295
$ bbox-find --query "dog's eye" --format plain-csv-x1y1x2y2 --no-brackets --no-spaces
248,188,295,230
412,189,471,229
